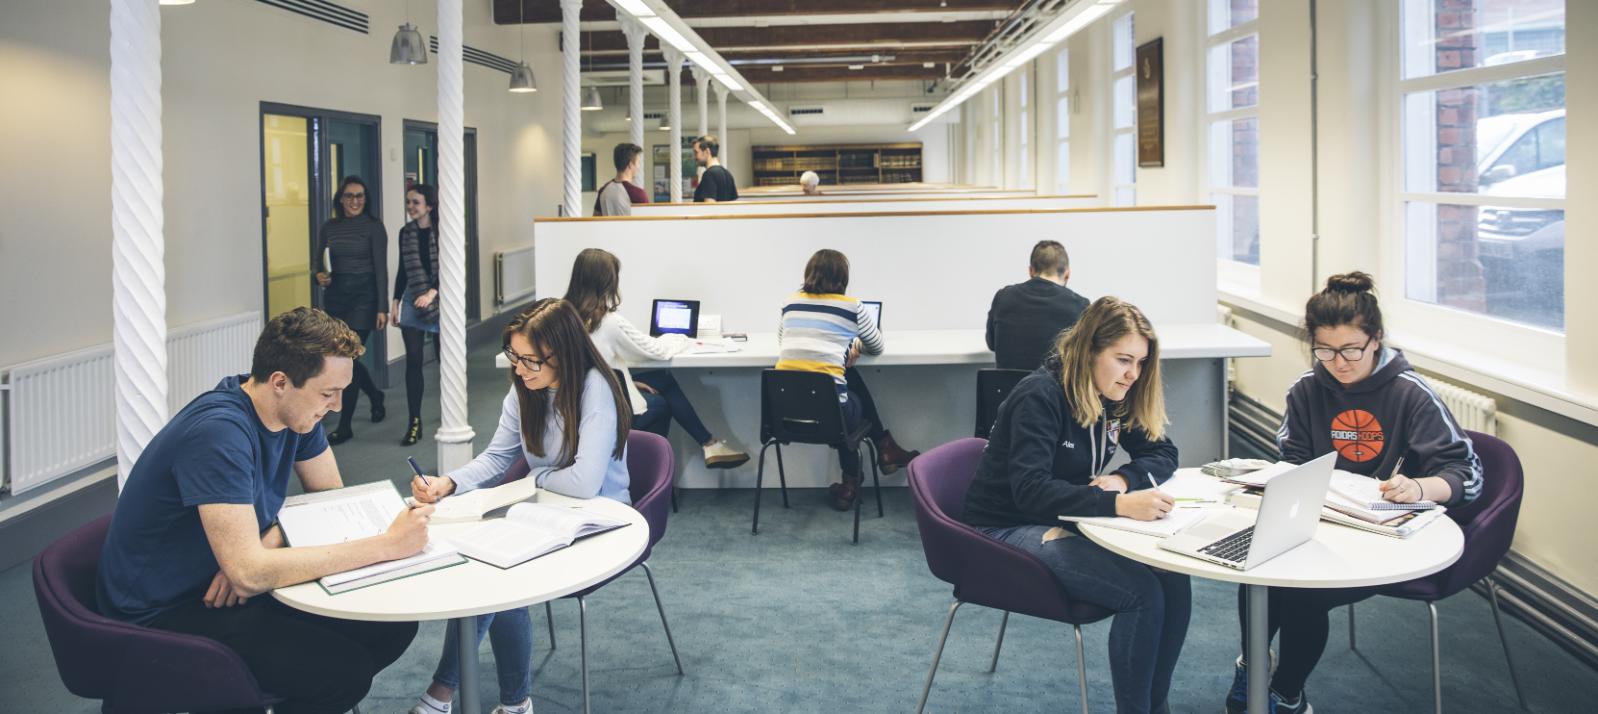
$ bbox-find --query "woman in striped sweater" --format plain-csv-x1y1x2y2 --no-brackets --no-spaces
776,249,919,510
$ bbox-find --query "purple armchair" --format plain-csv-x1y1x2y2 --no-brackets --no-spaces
1352,430,1527,713
512,431,683,714
32,514,282,714
907,438,1112,714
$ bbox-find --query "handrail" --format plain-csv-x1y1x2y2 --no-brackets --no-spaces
538,204,1216,223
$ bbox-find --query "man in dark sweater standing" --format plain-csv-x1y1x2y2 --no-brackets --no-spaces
692,135,738,202
986,240,1091,370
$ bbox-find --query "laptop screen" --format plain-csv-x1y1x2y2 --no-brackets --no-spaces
861,300,882,329
650,299,700,337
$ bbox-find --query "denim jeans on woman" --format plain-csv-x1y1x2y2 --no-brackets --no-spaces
981,525,1191,714
431,607,533,706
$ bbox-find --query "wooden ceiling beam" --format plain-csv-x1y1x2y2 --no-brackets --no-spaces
734,65,946,84
495,0,1019,24
576,20,995,53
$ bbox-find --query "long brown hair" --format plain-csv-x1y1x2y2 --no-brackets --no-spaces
801,249,849,294
562,248,622,332
1051,296,1167,440
503,299,630,464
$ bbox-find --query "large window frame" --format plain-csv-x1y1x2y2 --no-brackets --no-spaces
1109,12,1137,206
1054,47,1072,194
1204,4,1262,280
1380,1,1567,369
1018,68,1032,189
990,87,1003,187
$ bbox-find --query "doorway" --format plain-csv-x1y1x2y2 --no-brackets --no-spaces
259,103,387,383
403,120,481,323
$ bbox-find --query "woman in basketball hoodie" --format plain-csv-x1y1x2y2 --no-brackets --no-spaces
963,296,1187,714
1222,272,1483,714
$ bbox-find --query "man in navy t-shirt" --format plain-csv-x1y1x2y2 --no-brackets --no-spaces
97,307,433,714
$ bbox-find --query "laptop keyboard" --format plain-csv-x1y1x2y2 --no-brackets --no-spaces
1199,526,1255,564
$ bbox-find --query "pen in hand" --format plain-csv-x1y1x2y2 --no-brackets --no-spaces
407,456,431,487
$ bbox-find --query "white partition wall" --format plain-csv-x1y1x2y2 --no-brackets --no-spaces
630,194,1099,217
534,206,1217,332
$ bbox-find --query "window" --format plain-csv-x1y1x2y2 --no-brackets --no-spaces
1397,0,1565,332
1054,48,1071,193
1110,12,1136,206
1205,0,1260,265
1018,69,1031,188
991,88,1002,186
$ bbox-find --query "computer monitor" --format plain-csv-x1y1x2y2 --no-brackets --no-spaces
861,300,882,328
649,299,700,337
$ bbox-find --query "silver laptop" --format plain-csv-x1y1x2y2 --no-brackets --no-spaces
1158,452,1336,570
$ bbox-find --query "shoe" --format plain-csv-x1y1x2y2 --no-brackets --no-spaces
490,698,533,714
370,391,386,423
1270,689,1312,714
703,440,750,469
830,475,862,511
401,417,423,446
1225,653,1283,714
327,427,354,446
873,430,921,475
410,700,450,714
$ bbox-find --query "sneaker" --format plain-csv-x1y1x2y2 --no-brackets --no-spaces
1224,653,1281,714
410,700,450,714
1270,689,1312,714
491,698,534,714
702,440,750,469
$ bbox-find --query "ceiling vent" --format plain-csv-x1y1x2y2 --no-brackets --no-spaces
255,0,367,34
583,69,667,87
789,106,825,117
911,104,936,114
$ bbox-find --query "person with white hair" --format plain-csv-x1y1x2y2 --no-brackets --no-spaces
800,170,822,195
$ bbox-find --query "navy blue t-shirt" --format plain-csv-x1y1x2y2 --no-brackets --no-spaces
96,375,328,624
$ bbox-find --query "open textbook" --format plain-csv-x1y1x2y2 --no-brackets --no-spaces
418,476,542,524
277,481,465,594
456,502,630,569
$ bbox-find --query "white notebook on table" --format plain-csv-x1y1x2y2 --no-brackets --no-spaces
415,477,542,524
277,481,465,594
456,502,630,569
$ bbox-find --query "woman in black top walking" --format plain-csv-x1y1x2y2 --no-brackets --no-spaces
314,175,388,445
393,184,441,446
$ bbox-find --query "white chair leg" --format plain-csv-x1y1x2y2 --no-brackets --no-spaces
1428,601,1442,714
545,600,557,650
916,599,962,714
1487,576,1530,710
988,611,1010,673
641,561,685,675
1074,624,1089,714
579,596,591,714
1348,602,1357,650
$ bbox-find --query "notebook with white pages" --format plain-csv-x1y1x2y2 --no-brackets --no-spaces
455,502,631,569
276,482,465,594
413,476,542,524
1327,469,1437,511
1058,471,1242,538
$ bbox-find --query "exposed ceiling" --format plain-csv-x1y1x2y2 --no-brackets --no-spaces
493,0,1027,84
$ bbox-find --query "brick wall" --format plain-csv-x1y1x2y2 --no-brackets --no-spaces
1433,0,1486,310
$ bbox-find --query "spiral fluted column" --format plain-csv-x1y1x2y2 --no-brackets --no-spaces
435,0,475,472
560,0,583,216
663,47,685,203
110,0,168,490
621,16,647,186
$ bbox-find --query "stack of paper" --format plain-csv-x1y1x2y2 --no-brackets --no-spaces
278,482,465,594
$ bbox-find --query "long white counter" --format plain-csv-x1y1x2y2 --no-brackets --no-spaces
628,194,1099,217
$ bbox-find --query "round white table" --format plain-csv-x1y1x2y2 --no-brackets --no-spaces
1079,497,1463,714
273,492,648,714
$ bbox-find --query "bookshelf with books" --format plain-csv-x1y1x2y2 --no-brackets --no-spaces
751,143,922,187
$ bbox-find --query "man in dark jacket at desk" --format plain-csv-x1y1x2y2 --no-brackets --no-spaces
986,240,1091,370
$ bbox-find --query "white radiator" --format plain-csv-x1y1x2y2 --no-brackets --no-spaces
1428,377,1498,435
2,312,260,496
495,245,537,308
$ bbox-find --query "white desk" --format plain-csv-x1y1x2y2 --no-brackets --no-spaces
273,493,647,714
493,326,1269,489
1078,482,1463,714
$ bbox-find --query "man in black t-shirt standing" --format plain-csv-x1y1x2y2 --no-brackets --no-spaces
692,135,738,202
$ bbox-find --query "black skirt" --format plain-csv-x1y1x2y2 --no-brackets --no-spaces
323,272,378,332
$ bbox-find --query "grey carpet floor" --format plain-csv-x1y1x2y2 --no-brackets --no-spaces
4,343,1595,712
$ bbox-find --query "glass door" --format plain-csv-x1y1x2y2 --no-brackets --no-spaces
262,113,314,318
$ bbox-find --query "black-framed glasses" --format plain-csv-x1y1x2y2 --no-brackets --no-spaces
1312,337,1374,362
340,192,366,200
503,347,549,372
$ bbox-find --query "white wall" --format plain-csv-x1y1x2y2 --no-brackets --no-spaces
0,0,566,368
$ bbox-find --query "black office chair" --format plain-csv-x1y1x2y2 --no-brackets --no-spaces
751,369,883,544
974,369,1030,439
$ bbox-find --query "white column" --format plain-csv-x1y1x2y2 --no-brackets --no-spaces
663,47,685,203
715,82,730,171
109,0,168,490
621,16,647,186
435,0,474,471
693,68,710,138
560,0,583,216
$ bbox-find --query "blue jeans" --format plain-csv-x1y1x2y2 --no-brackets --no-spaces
431,607,532,706
631,370,713,445
981,525,1191,714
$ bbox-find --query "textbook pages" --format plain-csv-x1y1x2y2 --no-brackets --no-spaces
422,477,541,524
277,481,465,594
456,502,629,569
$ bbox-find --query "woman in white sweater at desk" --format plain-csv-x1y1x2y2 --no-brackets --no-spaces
407,298,632,714
564,248,750,469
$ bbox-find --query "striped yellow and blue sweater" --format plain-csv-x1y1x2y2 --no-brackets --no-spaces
775,292,883,400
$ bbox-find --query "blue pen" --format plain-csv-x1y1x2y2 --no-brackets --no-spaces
406,456,431,487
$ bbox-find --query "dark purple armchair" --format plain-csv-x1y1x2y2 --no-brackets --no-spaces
32,514,282,714
1351,430,1527,713
510,431,683,714
907,438,1112,714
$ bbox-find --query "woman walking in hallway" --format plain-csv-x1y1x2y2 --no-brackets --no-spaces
316,175,387,445
394,183,441,446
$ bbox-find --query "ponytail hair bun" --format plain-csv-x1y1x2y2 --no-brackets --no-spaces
1324,272,1375,295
